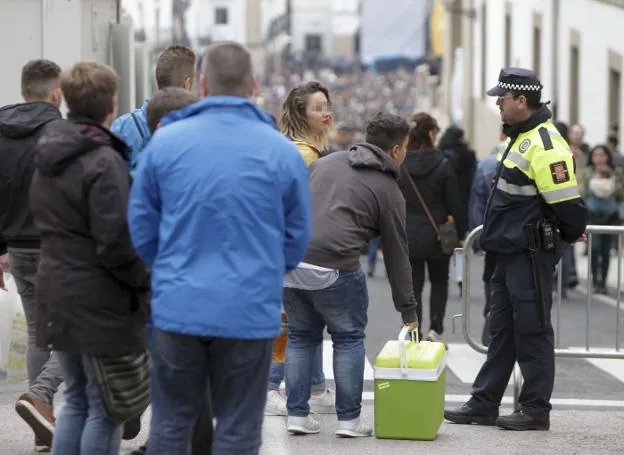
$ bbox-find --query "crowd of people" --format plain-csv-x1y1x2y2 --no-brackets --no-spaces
554,123,624,295
0,37,619,455
255,67,425,135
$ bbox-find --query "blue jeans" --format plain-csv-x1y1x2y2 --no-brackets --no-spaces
52,352,122,455
284,270,368,421
148,329,272,455
268,345,325,393
367,237,380,272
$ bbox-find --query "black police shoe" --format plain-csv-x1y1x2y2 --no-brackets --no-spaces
444,402,498,426
495,410,550,431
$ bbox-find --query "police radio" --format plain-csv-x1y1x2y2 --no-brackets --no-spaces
537,220,560,251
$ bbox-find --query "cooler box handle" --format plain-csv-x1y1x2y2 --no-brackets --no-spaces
398,327,419,375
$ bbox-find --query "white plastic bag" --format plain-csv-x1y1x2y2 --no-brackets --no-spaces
0,274,27,382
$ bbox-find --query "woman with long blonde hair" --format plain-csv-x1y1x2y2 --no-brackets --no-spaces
264,81,335,418
279,81,333,164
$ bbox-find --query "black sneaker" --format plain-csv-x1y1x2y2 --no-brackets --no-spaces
495,410,550,431
444,402,498,426
123,417,141,440
594,285,608,295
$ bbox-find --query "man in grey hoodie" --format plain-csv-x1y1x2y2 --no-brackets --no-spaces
283,113,419,438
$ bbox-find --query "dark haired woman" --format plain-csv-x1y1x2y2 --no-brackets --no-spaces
398,112,465,344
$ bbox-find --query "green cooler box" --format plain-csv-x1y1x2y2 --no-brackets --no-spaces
374,327,447,440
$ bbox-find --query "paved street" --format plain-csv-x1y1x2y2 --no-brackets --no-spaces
1,251,624,454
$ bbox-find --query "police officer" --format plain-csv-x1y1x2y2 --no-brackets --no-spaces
444,68,588,431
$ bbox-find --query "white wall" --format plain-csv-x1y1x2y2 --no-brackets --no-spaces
124,0,173,43
472,0,554,118
209,0,246,43
467,0,624,147
1,0,118,106
290,0,333,55
558,0,624,145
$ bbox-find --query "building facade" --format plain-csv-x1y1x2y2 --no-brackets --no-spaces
441,0,624,157
0,0,120,106
263,0,360,76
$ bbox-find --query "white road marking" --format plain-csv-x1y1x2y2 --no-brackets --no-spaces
568,346,624,384
361,392,624,407
322,340,375,381
444,343,487,384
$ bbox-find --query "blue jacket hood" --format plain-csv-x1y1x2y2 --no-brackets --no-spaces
161,96,276,129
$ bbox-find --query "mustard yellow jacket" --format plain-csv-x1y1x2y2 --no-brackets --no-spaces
293,140,321,166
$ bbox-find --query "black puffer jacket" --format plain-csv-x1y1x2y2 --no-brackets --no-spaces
0,102,61,253
30,118,150,356
398,149,465,258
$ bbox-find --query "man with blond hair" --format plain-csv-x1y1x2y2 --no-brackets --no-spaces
112,44,196,173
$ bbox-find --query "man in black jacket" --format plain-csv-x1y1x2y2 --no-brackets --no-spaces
0,59,64,451
29,61,150,454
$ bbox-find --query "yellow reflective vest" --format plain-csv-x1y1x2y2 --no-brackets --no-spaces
481,113,588,253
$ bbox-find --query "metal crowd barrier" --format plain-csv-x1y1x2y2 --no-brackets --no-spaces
453,224,624,411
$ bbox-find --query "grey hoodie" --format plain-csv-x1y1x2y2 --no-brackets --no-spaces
304,143,418,324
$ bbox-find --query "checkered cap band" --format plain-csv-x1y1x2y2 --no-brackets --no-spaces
497,81,542,91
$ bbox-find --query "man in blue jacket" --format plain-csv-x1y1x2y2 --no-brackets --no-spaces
128,41,311,455
111,44,196,174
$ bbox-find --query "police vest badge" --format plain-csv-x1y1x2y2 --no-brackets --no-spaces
549,161,570,184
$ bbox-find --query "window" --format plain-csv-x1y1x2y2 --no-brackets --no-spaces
215,7,228,25
608,68,621,137
504,12,511,68
569,45,580,125
305,34,322,53
533,25,541,76
480,3,487,99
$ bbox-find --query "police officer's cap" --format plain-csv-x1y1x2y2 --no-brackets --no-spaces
486,68,543,97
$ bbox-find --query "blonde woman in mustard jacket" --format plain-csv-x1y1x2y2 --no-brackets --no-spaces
264,81,334,417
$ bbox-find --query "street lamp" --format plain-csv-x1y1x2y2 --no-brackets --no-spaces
441,0,477,19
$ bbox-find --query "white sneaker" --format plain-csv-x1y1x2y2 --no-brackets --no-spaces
287,415,320,435
264,390,287,416
309,388,336,414
335,417,373,438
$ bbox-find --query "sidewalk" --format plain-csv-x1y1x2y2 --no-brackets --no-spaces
2,398,623,454
573,242,623,295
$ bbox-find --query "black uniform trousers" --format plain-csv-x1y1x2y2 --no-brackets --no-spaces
483,252,496,317
470,249,560,417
